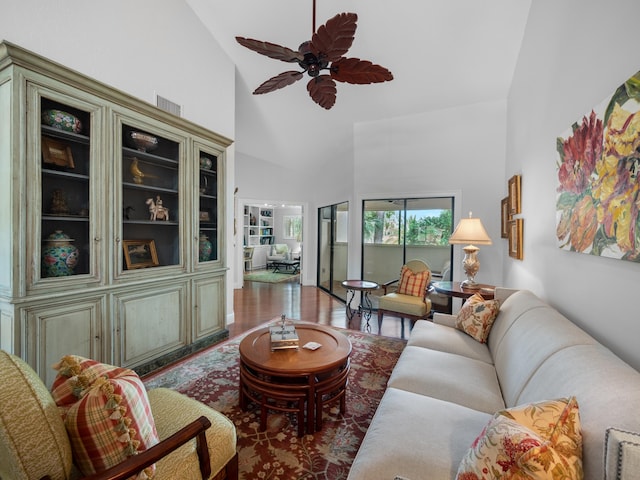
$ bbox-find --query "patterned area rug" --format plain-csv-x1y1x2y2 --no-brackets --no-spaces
143,324,405,479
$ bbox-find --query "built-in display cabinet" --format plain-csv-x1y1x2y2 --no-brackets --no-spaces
0,42,232,386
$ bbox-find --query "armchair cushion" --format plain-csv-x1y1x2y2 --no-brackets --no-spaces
379,293,432,317
148,388,237,479
51,355,159,478
397,265,431,298
0,350,73,480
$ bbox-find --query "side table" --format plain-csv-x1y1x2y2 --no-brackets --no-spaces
432,281,495,301
341,280,379,332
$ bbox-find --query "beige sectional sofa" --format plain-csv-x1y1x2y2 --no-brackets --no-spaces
347,288,640,480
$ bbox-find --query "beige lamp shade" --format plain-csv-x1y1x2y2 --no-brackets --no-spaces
449,215,492,246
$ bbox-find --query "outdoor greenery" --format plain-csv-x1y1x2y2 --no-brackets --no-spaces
364,209,452,246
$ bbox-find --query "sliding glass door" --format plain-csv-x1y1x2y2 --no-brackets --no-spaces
362,197,454,285
318,202,348,301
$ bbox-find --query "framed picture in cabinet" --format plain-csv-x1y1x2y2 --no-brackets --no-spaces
199,210,212,222
123,239,159,269
508,219,524,260
42,137,75,169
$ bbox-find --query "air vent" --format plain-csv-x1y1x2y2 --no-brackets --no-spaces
156,95,182,117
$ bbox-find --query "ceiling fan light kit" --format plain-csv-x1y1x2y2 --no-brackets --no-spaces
236,7,393,110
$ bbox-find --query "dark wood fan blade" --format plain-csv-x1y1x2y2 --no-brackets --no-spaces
310,13,357,63
330,57,393,84
307,75,337,109
254,71,304,94
236,37,304,63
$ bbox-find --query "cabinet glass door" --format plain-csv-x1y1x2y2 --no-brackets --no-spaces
196,147,219,263
39,97,93,279
120,124,180,269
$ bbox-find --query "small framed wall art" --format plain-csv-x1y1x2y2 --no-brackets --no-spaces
508,174,521,216
500,197,509,238
123,239,159,269
508,219,524,260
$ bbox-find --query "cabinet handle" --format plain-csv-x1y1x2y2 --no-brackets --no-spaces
116,237,120,243
94,237,100,242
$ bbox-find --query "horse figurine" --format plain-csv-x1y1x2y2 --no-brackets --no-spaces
146,196,169,221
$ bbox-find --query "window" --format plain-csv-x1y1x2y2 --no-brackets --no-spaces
283,215,302,240
363,200,452,246
362,197,453,283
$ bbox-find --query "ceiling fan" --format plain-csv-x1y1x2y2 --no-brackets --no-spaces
235,0,393,109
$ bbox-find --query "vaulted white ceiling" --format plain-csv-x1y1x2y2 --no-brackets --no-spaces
188,0,531,169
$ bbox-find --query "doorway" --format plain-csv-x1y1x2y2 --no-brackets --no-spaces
317,202,349,301
236,199,306,290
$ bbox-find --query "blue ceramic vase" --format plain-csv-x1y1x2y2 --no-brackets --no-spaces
199,233,212,262
42,230,79,277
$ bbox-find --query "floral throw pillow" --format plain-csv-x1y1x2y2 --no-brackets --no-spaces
51,355,159,479
456,397,583,480
396,265,431,297
455,293,501,343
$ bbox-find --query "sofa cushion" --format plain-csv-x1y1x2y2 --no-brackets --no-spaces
387,346,505,414
347,387,492,480
455,293,500,343
0,351,73,480
489,295,597,407
396,265,430,297
456,412,582,480
51,355,159,477
408,320,493,364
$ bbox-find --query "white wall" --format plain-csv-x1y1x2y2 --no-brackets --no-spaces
0,0,238,325
352,100,508,287
507,0,640,370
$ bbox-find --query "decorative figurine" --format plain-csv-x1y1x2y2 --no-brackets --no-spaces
50,189,70,215
129,158,158,185
146,196,169,221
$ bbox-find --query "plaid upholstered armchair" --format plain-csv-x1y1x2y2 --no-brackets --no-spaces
0,350,238,480
377,259,432,333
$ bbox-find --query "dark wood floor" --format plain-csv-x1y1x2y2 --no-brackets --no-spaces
231,278,414,339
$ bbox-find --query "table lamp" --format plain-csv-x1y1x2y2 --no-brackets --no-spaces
449,212,492,289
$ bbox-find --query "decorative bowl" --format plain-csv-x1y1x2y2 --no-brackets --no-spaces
41,109,83,134
126,131,159,152
200,156,213,170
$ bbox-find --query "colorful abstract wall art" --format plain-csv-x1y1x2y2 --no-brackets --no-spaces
556,70,640,262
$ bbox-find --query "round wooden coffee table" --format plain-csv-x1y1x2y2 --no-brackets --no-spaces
239,322,352,435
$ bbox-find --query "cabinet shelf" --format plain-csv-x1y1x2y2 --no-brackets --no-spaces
123,219,179,226
41,125,90,144
42,214,89,222
122,182,179,195
42,169,89,182
122,147,178,168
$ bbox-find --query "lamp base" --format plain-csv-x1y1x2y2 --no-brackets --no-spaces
460,279,481,290
461,245,481,290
